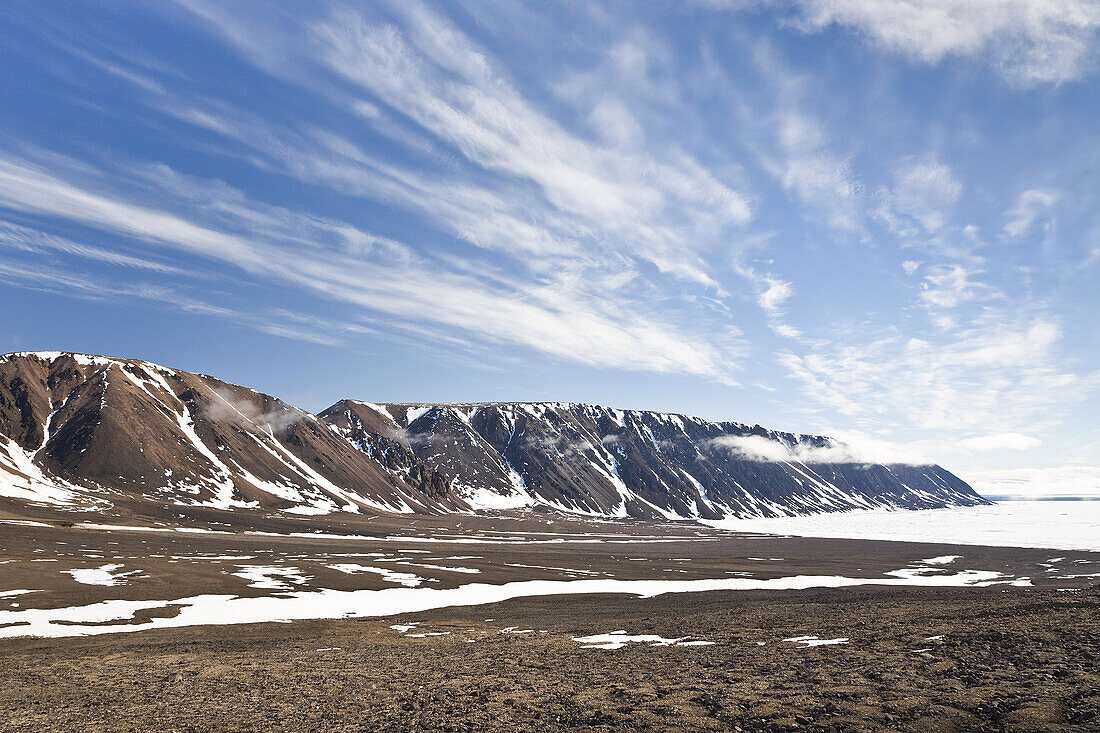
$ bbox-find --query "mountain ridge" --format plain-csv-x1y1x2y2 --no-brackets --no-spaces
320,398,986,520
0,351,989,521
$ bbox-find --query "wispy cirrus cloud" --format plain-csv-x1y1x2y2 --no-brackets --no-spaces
701,0,1100,86
738,41,865,235
790,0,1100,86
917,264,993,311
0,151,742,381
168,1,752,286
0,220,184,275
771,112,863,233
313,5,751,285
755,275,802,339
0,255,348,347
0,0,782,385
874,157,961,236
1004,189,1060,238
779,316,1090,436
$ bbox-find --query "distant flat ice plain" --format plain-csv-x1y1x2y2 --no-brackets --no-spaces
703,500,1100,552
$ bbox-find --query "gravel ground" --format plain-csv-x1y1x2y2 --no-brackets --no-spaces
1,584,1097,731
1,514,1097,731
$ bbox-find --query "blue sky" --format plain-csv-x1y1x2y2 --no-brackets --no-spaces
0,0,1098,496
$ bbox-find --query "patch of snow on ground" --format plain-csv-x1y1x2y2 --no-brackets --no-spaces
231,566,310,591
64,564,142,586
784,636,849,647
572,630,713,650
0,564,1033,639
327,564,430,587
462,485,535,511
885,566,1031,586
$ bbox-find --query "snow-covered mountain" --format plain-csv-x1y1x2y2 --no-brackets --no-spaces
0,352,988,520
322,400,987,519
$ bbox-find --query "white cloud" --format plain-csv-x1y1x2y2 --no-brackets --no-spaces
902,260,921,275
142,0,775,385
779,316,1089,435
789,0,1100,85
958,433,1042,452
713,428,1063,470
710,432,927,464
712,434,796,461
0,220,184,274
918,264,991,310
753,276,802,338
880,158,961,234
0,257,347,347
309,4,750,287
203,387,305,432
772,323,803,339
758,277,793,315
1004,188,1059,237
0,152,742,382
771,112,863,232
588,99,645,149
720,40,864,234
825,430,938,464
962,464,1100,498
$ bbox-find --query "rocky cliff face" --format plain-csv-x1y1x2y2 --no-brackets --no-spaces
320,401,988,519
0,352,988,520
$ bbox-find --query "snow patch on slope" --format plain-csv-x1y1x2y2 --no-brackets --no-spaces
0,435,80,505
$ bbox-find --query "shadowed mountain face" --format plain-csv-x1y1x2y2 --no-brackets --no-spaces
0,352,988,520
321,401,988,520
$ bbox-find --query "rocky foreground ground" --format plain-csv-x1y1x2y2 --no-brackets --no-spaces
0,512,1097,731
1,585,1097,732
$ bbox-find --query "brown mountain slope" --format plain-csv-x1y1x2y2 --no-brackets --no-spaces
0,352,445,515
